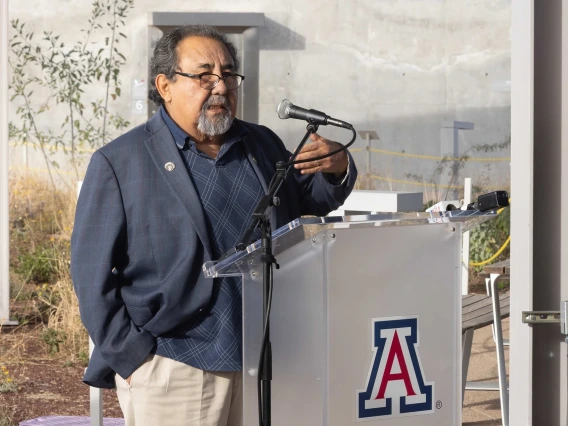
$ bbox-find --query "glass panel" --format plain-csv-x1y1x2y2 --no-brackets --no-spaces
203,210,496,278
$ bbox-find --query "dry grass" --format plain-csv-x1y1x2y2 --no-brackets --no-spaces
354,174,375,190
6,173,88,363
0,405,16,426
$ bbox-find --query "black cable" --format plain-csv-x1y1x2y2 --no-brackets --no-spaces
284,124,357,167
257,262,274,426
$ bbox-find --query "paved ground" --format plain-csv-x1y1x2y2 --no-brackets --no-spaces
462,318,509,425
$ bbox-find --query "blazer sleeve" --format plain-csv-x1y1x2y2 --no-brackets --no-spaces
294,150,357,217
71,151,155,380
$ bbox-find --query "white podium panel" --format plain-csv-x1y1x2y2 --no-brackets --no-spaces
325,224,460,425
248,232,327,425
204,211,496,426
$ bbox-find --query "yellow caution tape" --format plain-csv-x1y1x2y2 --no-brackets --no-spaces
9,166,79,176
10,141,96,154
369,174,505,190
349,146,510,162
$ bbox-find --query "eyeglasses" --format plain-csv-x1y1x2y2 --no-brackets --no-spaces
174,71,245,90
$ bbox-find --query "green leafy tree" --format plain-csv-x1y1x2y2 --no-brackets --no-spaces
8,0,134,185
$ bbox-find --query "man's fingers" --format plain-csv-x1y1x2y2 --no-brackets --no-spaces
294,158,329,173
294,152,324,164
292,135,346,175
295,158,322,169
309,133,324,143
294,143,324,164
299,140,320,153
299,165,324,174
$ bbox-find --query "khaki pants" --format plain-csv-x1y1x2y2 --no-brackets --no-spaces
115,354,243,426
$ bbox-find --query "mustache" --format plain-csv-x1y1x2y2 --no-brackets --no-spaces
203,95,230,111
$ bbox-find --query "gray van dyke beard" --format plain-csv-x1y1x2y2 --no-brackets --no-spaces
197,95,233,137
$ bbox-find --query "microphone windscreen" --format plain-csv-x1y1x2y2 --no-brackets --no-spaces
276,99,292,119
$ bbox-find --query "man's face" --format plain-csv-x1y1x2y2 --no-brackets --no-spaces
165,36,238,138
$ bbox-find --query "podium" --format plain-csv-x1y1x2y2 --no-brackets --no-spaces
203,210,496,426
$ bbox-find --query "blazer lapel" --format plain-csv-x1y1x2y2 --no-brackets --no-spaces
144,118,212,259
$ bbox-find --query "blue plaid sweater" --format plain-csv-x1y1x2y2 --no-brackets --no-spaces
155,107,263,371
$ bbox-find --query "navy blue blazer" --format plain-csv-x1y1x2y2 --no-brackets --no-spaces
71,111,357,388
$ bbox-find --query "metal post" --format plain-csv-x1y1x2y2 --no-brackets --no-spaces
490,273,509,426
461,177,471,295
0,0,15,326
366,133,371,179
440,121,474,200
260,222,272,426
0,0,7,322
357,130,379,189
461,328,473,406
89,338,103,426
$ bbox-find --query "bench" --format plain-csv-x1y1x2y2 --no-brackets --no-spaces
462,292,510,332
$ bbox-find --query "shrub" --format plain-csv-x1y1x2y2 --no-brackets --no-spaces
469,205,511,274
8,175,88,360
9,176,70,285
0,366,17,394
41,328,67,354
16,247,59,284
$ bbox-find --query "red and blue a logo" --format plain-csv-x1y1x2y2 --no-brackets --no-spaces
357,316,434,421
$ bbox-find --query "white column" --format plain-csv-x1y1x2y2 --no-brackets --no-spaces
440,121,474,200
357,130,379,188
0,0,14,325
461,177,471,295
510,0,534,424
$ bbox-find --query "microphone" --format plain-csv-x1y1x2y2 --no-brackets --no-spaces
276,99,352,129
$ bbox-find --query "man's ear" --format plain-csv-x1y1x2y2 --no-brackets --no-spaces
155,74,172,104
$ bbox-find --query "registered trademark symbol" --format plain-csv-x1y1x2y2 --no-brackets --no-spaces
436,400,443,409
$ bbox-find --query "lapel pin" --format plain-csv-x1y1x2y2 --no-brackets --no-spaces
252,156,257,164
164,162,176,171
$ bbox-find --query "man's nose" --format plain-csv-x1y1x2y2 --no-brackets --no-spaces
211,78,228,95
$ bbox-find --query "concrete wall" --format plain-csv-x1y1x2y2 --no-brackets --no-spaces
8,0,511,200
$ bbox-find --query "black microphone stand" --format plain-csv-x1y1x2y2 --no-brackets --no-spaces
235,122,320,426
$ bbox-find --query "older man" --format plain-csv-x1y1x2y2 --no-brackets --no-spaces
71,25,357,426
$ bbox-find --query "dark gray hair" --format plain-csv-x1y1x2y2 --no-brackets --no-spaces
148,25,240,106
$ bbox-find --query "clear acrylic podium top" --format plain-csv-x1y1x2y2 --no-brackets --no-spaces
203,209,496,278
